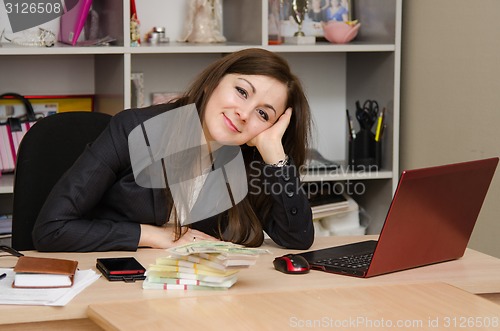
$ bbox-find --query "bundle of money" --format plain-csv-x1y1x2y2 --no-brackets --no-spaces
167,240,270,256
142,241,270,290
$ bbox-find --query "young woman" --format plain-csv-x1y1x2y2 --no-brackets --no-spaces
32,48,314,252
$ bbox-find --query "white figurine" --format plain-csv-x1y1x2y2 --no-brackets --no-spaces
181,0,226,43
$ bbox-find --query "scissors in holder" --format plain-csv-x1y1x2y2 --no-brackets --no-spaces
355,100,379,130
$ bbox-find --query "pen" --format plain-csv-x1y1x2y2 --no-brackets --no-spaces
380,124,387,140
375,108,385,142
0,273,6,280
346,109,356,140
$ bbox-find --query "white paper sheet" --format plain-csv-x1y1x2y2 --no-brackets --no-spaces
0,268,100,306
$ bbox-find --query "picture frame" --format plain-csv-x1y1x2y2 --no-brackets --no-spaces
276,0,353,39
314,0,353,23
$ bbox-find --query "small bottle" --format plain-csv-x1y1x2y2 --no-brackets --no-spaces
154,27,169,43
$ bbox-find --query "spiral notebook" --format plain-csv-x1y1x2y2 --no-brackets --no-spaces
299,157,498,278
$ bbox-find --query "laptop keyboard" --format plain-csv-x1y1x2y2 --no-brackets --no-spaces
315,253,373,270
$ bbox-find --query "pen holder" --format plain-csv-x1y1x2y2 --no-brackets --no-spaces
348,129,381,170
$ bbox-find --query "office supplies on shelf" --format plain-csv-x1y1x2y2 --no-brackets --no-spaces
0,215,12,236
59,0,93,46
319,195,364,235
355,99,379,130
348,128,381,169
304,148,340,171
374,107,386,142
299,157,499,277
309,192,348,208
1,95,94,116
0,93,39,173
307,187,350,220
346,109,356,140
0,94,95,174
349,99,384,169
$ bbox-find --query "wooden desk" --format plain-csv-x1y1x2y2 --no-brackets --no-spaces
88,282,500,331
1,236,500,329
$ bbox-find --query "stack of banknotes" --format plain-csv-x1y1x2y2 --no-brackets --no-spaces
142,241,270,290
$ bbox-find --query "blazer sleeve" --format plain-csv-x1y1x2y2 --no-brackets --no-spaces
257,161,315,250
32,110,142,252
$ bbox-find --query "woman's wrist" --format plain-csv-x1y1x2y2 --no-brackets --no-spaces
266,154,289,167
256,144,286,165
139,224,155,248
139,224,173,248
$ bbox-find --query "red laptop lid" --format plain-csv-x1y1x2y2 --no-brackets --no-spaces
366,157,498,277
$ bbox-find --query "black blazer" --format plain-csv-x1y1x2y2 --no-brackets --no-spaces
33,103,314,252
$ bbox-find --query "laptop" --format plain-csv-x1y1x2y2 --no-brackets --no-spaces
298,157,499,278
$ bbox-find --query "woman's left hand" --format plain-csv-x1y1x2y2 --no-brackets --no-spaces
248,108,292,164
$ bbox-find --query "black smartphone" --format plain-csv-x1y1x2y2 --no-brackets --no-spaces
96,257,146,282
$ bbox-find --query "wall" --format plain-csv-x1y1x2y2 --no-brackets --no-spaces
401,0,500,257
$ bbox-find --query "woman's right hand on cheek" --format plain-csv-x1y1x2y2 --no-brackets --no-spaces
248,107,292,164
139,224,219,249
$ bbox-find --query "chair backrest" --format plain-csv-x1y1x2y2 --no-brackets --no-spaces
12,111,112,251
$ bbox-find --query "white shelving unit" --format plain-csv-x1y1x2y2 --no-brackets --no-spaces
0,0,402,234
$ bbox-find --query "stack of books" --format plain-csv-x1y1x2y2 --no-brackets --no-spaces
142,241,269,291
319,195,364,235
310,193,350,219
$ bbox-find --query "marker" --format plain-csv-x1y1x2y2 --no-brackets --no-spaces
0,273,6,280
346,109,356,140
375,108,385,142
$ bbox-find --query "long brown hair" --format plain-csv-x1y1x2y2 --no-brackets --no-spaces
172,48,312,246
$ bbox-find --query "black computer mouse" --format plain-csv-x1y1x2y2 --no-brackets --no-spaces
273,254,310,274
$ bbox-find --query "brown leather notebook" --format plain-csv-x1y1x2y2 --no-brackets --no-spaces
13,256,78,288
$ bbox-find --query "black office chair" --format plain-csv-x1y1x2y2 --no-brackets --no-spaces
12,111,112,251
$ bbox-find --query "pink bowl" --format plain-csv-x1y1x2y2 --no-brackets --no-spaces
322,21,361,44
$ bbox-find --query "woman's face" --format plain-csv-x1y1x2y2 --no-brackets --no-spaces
203,74,288,146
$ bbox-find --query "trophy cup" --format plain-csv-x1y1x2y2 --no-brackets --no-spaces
286,0,315,44
291,0,307,37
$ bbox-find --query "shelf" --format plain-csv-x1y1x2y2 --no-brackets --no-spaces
0,43,126,55
267,43,396,53
129,43,396,54
302,170,393,182
0,43,396,56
